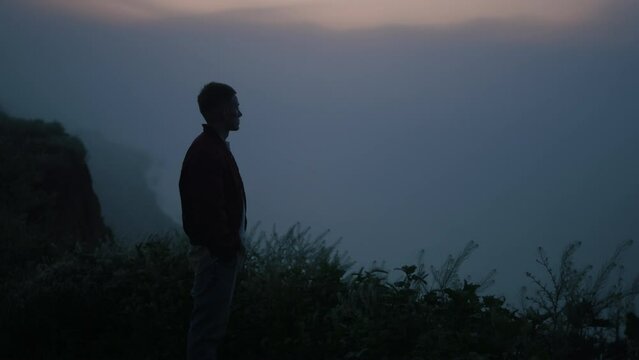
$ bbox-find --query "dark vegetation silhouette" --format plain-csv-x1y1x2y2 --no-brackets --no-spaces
1,115,638,359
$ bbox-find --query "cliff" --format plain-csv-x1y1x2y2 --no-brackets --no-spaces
80,131,179,241
0,112,109,273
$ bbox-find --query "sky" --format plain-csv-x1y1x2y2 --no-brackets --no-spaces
21,0,605,28
1,0,638,302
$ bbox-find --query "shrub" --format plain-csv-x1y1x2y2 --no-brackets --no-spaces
1,233,191,360
1,226,636,359
521,240,639,358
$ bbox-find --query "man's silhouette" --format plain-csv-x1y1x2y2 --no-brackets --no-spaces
180,82,246,360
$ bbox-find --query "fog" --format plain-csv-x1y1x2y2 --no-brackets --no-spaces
1,0,638,302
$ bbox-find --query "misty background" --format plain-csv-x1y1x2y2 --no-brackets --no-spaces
1,0,638,302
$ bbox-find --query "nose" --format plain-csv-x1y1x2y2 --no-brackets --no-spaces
238,110,243,118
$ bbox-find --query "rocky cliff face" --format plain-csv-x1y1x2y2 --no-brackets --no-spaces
0,112,109,272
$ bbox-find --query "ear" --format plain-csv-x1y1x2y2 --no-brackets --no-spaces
206,107,224,122
221,104,233,119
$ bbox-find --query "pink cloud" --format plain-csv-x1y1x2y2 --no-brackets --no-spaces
28,0,606,29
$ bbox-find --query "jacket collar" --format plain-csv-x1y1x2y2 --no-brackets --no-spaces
202,124,230,149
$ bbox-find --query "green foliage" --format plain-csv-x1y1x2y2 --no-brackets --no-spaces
1,225,637,359
327,253,518,359
1,233,191,360
221,223,351,359
430,241,479,290
522,240,639,358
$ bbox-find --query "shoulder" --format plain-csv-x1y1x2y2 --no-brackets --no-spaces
185,133,225,163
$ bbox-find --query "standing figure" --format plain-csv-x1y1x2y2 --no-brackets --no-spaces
180,82,247,360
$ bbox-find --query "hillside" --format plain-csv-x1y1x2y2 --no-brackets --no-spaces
0,112,109,275
79,131,179,240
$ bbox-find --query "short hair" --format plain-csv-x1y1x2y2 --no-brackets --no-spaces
197,82,236,122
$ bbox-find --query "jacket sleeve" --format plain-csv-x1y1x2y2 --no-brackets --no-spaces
180,148,238,259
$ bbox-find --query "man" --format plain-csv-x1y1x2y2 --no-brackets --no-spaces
179,82,247,360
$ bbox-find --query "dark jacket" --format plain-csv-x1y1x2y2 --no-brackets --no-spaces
179,125,247,259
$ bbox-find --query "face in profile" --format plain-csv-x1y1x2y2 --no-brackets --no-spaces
225,95,242,131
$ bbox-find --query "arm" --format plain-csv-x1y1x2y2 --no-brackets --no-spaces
180,149,239,259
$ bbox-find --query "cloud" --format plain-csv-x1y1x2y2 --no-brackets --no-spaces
26,0,606,29
25,0,311,22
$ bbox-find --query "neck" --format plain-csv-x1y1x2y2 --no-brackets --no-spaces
216,128,230,140
204,123,229,140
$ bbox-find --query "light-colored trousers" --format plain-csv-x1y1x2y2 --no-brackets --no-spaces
186,245,242,360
